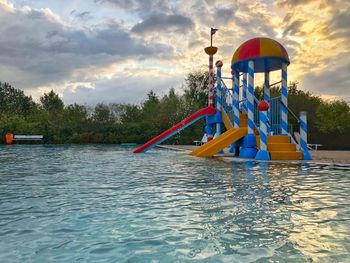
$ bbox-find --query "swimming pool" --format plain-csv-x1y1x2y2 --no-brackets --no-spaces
0,145,349,262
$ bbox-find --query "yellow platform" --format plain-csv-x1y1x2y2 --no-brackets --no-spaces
190,127,247,157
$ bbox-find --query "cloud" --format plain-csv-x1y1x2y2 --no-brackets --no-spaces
0,2,174,91
62,73,183,105
276,0,326,7
70,10,92,20
282,19,306,37
1,0,349,105
271,0,350,100
131,13,194,34
95,0,173,18
301,59,350,102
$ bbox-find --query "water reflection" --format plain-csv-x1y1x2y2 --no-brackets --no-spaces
0,146,349,262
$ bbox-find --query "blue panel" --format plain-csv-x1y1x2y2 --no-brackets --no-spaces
302,151,312,160
232,57,290,73
256,150,270,160
214,111,223,123
206,115,217,125
239,147,258,158
242,134,256,148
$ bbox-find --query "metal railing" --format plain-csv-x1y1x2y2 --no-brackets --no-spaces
269,96,297,135
219,83,298,136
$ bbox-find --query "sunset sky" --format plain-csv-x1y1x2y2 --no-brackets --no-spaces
0,0,349,105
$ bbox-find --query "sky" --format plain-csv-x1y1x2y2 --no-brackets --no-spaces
0,0,349,105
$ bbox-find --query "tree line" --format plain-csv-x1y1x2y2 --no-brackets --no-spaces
0,72,349,149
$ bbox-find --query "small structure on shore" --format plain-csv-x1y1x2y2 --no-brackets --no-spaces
6,133,43,144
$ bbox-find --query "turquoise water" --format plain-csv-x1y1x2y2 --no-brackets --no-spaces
0,145,349,262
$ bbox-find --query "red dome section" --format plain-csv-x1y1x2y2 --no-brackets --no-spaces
238,38,260,61
231,37,290,73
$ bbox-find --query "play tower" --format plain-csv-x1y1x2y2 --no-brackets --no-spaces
134,34,312,161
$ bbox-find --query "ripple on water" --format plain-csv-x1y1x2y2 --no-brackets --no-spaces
0,145,349,262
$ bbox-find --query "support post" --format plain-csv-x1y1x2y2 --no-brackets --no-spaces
208,54,214,108
247,61,255,135
233,70,240,128
299,112,312,160
281,63,288,135
264,71,270,133
239,60,258,158
256,110,270,160
215,61,223,137
242,73,247,113
204,46,218,142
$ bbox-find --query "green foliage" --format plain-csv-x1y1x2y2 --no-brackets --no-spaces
316,100,350,133
0,82,36,115
93,103,111,124
183,70,208,111
40,90,64,112
0,72,349,149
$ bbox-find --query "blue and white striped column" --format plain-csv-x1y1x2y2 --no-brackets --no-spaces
233,70,240,128
242,73,248,113
281,63,288,135
215,61,223,137
247,61,255,134
264,71,270,133
256,110,270,160
300,111,312,160
238,62,257,159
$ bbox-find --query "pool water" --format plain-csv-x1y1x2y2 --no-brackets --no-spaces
0,145,349,262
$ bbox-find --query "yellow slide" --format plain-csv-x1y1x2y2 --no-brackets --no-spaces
189,127,247,157
221,109,233,130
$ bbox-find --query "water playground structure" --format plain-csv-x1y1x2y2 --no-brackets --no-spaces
134,32,312,161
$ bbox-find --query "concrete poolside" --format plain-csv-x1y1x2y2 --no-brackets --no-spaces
157,145,350,165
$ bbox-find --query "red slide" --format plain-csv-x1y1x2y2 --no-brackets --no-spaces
133,107,216,153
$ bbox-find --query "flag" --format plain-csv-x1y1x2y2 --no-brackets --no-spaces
211,28,218,35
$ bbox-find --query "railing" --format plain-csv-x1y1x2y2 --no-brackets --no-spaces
220,80,233,113
269,96,297,135
219,82,297,136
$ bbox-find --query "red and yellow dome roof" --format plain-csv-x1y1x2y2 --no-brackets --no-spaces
231,37,290,72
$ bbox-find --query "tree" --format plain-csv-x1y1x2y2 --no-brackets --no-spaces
40,90,64,112
119,104,142,123
315,100,350,133
93,103,111,124
183,70,208,111
0,82,36,115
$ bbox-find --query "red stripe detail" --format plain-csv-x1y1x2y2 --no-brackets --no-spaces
209,96,214,99
133,107,216,153
238,38,260,61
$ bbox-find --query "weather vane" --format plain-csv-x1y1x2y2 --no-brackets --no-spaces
210,28,218,47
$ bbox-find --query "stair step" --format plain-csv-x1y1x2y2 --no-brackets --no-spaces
268,143,296,151
270,151,302,160
256,136,294,149
267,135,290,143
257,135,291,146
240,114,248,120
